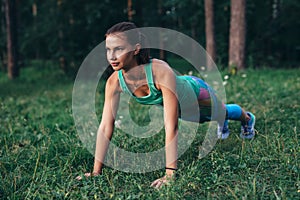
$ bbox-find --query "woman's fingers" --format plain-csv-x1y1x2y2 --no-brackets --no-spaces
150,179,161,188
84,172,92,177
150,176,170,189
75,172,93,180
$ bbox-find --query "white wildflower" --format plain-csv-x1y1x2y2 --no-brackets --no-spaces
115,120,122,128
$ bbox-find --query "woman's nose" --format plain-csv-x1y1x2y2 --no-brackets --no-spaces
111,52,117,60
107,51,116,60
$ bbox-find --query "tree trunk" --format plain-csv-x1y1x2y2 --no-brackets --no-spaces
1,0,6,70
229,0,246,73
32,2,40,59
204,0,216,70
5,0,19,79
127,0,133,21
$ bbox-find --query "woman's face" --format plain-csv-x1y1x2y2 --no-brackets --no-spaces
105,32,138,71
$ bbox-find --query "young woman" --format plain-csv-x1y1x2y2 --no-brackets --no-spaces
76,22,255,188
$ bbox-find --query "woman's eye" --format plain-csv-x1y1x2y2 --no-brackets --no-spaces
116,47,124,51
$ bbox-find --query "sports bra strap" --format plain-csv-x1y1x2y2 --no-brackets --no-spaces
144,61,154,85
118,70,132,95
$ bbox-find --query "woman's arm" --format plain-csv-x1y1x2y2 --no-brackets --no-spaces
76,74,120,179
151,61,179,188
93,75,120,174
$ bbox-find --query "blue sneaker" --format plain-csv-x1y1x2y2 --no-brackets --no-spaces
218,120,230,140
240,112,255,139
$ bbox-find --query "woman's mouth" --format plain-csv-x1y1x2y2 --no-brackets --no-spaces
111,62,119,67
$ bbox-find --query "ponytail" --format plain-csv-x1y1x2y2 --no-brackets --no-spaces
136,32,150,65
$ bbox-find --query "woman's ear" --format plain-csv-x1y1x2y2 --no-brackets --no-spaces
134,43,141,55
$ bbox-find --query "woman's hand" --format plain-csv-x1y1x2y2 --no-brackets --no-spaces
75,172,100,181
150,174,175,189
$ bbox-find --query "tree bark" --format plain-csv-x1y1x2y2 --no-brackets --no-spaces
204,0,216,70
229,0,246,72
1,0,6,70
5,0,19,79
127,0,133,21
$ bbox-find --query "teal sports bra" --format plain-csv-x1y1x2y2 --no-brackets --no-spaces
118,60,201,105
118,60,163,105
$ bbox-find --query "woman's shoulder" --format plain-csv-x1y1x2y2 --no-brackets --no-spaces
106,71,122,92
151,59,176,89
151,58,173,74
151,58,168,67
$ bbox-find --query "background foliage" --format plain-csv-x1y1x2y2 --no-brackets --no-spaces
1,0,299,76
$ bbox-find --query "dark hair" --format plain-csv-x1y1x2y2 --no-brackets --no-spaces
105,22,150,65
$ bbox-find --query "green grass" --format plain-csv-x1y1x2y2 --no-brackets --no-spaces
0,63,299,199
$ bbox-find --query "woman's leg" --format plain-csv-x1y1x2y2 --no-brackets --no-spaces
188,76,255,139
225,104,250,123
225,104,256,139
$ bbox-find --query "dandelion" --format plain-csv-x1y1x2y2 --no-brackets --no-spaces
241,74,247,78
200,66,206,71
188,71,193,76
223,81,228,86
224,75,229,80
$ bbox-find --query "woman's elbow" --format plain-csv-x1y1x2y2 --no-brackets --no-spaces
164,123,178,134
98,123,114,139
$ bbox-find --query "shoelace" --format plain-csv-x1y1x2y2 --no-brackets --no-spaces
242,125,251,135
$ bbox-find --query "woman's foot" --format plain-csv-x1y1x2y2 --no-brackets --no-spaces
240,112,256,139
218,120,230,140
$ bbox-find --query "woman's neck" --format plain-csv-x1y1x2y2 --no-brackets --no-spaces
122,58,139,72
122,63,144,81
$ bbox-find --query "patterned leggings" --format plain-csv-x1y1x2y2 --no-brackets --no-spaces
189,76,242,123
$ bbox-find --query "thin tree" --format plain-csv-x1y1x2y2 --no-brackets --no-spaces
204,0,216,70
4,0,19,79
127,0,133,21
228,0,246,73
1,0,6,70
